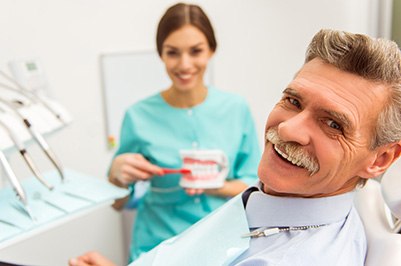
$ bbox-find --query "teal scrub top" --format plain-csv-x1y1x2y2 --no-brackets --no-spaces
113,86,261,262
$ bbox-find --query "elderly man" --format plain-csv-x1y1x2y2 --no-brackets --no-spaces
70,29,401,266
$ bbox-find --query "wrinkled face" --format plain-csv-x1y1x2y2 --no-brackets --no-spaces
258,58,389,197
161,24,213,92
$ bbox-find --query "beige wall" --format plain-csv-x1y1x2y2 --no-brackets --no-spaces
393,0,401,45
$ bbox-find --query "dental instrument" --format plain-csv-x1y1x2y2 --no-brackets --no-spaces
0,150,35,221
0,116,53,190
0,70,67,124
0,99,65,181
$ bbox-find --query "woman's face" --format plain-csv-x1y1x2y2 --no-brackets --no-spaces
161,24,213,92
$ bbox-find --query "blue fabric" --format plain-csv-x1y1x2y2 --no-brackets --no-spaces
232,185,367,266
129,194,250,266
129,185,367,266
113,86,261,261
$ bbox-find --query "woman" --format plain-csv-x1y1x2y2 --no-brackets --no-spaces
108,3,260,262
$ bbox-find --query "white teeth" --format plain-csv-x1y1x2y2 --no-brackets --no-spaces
274,145,288,159
274,145,302,167
177,74,192,79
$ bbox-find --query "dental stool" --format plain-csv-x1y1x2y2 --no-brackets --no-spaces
355,172,401,266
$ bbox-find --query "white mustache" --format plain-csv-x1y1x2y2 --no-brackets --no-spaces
266,128,319,176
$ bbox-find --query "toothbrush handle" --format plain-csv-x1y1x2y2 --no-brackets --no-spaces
161,168,191,175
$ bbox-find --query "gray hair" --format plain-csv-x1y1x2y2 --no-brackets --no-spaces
305,29,401,149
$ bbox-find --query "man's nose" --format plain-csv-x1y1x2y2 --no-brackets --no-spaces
277,112,312,145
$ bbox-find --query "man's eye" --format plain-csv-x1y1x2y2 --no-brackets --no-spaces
327,119,342,131
288,97,301,108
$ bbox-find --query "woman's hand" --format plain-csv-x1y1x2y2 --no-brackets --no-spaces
109,153,163,187
68,251,116,266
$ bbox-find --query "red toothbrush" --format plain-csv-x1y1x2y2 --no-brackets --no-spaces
161,168,192,175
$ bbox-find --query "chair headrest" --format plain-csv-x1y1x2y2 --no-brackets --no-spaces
381,172,401,220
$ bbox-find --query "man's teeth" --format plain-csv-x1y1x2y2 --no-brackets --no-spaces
274,145,303,167
274,145,288,159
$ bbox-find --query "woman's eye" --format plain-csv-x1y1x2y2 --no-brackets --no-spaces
288,97,301,108
190,48,202,55
166,50,178,56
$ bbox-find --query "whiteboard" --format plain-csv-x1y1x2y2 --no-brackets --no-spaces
100,50,213,149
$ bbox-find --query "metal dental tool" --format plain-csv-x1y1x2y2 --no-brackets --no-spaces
0,115,54,190
22,118,65,182
0,70,67,124
0,150,35,221
0,99,65,182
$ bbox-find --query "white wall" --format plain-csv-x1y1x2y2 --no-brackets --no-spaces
0,0,394,182
0,0,397,264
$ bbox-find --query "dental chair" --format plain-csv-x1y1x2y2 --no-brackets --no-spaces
355,172,401,266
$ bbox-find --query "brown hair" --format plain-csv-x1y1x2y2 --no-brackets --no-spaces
156,3,217,56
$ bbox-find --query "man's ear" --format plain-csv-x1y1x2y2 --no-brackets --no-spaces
360,141,401,178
